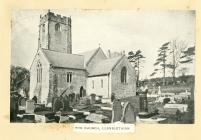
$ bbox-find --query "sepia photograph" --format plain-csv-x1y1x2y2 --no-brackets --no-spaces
10,9,195,124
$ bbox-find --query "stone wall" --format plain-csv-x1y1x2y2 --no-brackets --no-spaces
29,49,50,104
86,75,110,98
39,21,49,49
86,48,107,74
48,67,86,99
111,56,136,99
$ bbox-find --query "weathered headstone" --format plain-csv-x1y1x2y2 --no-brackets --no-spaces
19,97,26,107
25,100,35,114
80,97,91,105
121,102,136,123
75,94,80,102
53,97,64,112
69,93,76,105
63,95,72,111
158,86,161,95
90,94,96,104
111,99,122,122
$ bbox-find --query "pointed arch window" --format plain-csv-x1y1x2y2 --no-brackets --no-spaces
121,67,127,83
55,23,61,32
37,61,42,83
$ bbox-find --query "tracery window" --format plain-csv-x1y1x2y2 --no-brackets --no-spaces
37,61,42,83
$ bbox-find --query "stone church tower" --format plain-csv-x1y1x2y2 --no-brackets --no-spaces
38,11,72,53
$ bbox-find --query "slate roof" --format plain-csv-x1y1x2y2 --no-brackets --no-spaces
88,55,124,77
41,49,85,70
79,48,100,66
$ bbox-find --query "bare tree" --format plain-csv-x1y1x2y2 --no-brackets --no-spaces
167,40,188,84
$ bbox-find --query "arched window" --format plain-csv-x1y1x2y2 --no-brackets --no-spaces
55,23,61,32
37,61,42,83
121,67,127,83
66,72,72,83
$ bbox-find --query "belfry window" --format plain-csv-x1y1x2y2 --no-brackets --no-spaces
121,67,127,83
37,61,42,83
55,23,61,32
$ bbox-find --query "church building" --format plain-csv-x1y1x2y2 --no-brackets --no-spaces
29,11,136,105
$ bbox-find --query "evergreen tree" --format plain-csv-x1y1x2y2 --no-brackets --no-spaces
180,46,195,64
151,42,170,85
128,49,145,87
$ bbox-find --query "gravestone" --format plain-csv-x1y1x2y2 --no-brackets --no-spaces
90,94,96,104
95,95,102,104
25,100,35,114
75,94,80,102
19,97,26,107
53,97,64,112
121,102,136,123
63,95,72,111
158,86,161,95
112,99,122,122
69,93,76,105
80,97,91,105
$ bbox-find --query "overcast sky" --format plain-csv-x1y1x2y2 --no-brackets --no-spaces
11,10,195,79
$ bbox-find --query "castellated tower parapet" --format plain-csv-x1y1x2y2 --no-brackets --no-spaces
39,12,71,26
38,11,72,54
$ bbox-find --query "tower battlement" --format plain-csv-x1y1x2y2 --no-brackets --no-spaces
40,11,71,25
38,11,72,54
